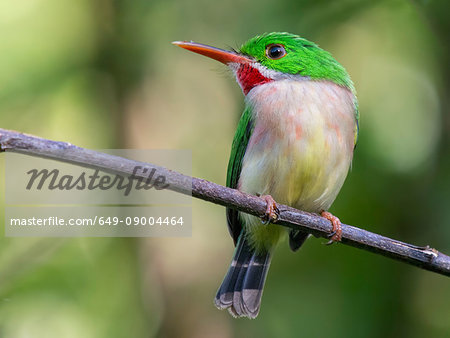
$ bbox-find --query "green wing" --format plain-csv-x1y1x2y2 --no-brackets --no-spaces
226,107,253,245
353,99,360,147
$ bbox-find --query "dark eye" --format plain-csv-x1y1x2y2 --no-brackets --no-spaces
266,44,286,59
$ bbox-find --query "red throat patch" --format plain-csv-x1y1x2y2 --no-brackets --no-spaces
236,64,273,95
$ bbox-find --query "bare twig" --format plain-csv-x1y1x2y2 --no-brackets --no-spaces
1,128,449,277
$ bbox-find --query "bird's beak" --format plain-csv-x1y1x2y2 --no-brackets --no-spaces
172,41,252,65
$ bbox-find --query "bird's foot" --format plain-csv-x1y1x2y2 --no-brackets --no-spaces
259,195,279,224
321,211,342,245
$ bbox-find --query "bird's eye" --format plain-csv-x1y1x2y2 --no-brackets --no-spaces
266,44,286,60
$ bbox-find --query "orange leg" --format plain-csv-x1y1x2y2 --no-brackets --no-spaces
260,195,279,224
321,211,342,244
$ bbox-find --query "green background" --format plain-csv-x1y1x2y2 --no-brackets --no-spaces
0,0,449,337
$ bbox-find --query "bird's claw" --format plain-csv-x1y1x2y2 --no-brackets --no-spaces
321,211,342,245
260,195,279,224
325,231,337,245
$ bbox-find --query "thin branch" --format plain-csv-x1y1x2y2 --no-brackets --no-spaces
1,128,449,277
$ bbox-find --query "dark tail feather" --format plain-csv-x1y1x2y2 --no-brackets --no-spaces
214,235,272,319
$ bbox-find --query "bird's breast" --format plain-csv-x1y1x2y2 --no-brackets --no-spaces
239,79,356,212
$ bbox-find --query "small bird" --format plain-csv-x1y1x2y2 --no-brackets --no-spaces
173,32,358,318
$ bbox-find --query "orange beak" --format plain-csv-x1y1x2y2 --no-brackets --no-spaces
172,41,252,65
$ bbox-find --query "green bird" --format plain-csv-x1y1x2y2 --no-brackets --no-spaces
173,32,358,318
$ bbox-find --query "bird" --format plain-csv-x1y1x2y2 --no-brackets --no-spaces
173,32,359,319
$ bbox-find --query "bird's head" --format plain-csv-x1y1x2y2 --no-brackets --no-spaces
173,32,353,95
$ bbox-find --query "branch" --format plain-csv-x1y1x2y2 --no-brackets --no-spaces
1,128,449,277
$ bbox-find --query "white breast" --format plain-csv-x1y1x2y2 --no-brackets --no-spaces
239,79,356,212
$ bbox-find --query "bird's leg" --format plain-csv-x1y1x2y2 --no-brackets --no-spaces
259,194,279,224
321,211,342,245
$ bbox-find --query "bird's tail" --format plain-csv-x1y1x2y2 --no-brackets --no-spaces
214,234,272,319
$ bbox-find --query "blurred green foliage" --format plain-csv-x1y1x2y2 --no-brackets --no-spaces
0,0,449,337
